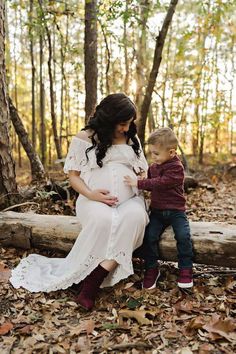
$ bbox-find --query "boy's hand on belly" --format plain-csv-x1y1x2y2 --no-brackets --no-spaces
88,189,118,206
124,175,138,187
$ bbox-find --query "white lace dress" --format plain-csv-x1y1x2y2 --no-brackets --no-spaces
10,137,149,292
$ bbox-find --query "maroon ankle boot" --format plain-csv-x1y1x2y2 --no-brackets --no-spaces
75,264,109,310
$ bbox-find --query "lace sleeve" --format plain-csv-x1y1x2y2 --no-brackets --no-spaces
63,137,90,174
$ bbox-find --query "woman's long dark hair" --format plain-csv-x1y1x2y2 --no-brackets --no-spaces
83,93,140,167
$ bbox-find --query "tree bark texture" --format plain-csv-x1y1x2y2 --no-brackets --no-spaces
39,33,46,165
8,97,46,182
29,0,36,150
135,0,150,113
0,212,235,268
0,1,18,210
138,0,179,145
38,0,62,160
84,0,97,123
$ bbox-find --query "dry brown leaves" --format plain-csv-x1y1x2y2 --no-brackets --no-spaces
1,171,235,353
186,179,236,224
1,246,236,353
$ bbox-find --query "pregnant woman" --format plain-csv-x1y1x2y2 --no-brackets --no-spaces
10,93,149,310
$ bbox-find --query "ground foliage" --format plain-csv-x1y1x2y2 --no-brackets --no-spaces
0,166,236,353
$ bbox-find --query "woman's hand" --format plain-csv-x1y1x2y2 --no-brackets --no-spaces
124,175,138,187
88,189,118,206
68,172,118,206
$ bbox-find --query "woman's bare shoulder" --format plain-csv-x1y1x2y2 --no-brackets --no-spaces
76,130,93,143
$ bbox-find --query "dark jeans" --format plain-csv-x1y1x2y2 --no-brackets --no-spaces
135,209,193,270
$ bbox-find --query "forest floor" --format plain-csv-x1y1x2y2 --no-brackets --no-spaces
0,163,236,354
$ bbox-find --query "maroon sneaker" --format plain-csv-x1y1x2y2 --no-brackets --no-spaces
143,266,160,289
177,268,193,288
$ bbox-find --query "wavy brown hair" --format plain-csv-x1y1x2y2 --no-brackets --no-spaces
83,93,140,167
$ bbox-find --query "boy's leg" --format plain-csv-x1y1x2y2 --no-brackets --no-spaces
143,210,166,269
142,210,165,289
170,211,193,288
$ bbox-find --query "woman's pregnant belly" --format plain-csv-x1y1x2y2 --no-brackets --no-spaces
87,163,136,205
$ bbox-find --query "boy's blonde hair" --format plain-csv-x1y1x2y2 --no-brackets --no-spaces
148,127,178,150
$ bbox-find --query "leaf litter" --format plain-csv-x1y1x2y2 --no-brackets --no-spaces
0,173,236,353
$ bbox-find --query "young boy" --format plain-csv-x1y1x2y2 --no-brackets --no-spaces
124,127,193,289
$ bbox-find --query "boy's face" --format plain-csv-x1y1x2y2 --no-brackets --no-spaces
149,144,176,165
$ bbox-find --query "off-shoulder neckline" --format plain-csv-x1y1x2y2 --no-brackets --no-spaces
73,136,131,146
73,136,91,144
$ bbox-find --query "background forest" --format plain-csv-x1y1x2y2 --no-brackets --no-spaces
5,0,236,171
1,1,236,353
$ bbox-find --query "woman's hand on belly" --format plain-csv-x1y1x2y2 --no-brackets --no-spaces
87,189,118,206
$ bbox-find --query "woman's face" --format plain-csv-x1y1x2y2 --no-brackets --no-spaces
113,118,134,138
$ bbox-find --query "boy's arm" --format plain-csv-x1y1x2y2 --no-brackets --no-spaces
138,164,184,191
124,168,151,189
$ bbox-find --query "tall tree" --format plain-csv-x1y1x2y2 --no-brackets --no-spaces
29,0,36,150
39,31,46,165
38,0,62,160
123,0,130,94
8,97,46,182
85,0,97,123
0,0,18,209
135,0,150,113
138,0,179,145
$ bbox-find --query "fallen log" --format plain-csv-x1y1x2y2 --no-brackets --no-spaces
0,211,235,268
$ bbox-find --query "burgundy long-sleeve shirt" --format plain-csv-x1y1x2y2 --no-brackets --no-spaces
138,155,186,210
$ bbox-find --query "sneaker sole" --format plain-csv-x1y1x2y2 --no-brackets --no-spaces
143,271,161,290
177,281,193,289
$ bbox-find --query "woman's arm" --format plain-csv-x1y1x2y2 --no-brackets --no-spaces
69,170,118,206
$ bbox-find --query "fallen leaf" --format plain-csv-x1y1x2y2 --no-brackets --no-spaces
174,300,193,313
81,319,95,335
203,314,236,342
17,325,33,334
187,316,205,330
118,309,155,325
33,333,45,341
225,276,236,290
124,282,134,289
51,344,66,353
178,347,193,354
0,263,11,283
199,343,215,354
75,336,90,352
0,322,13,335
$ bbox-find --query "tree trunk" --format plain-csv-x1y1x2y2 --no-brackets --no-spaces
13,4,22,168
161,26,172,127
84,0,97,123
8,97,46,182
135,0,150,113
38,0,62,160
0,212,236,268
56,20,66,147
123,0,130,94
0,1,18,210
39,33,46,165
137,0,179,145
100,22,110,94
229,35,235,155
29,0,36,150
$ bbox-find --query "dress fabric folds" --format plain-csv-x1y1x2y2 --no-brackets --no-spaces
10,137,149,292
